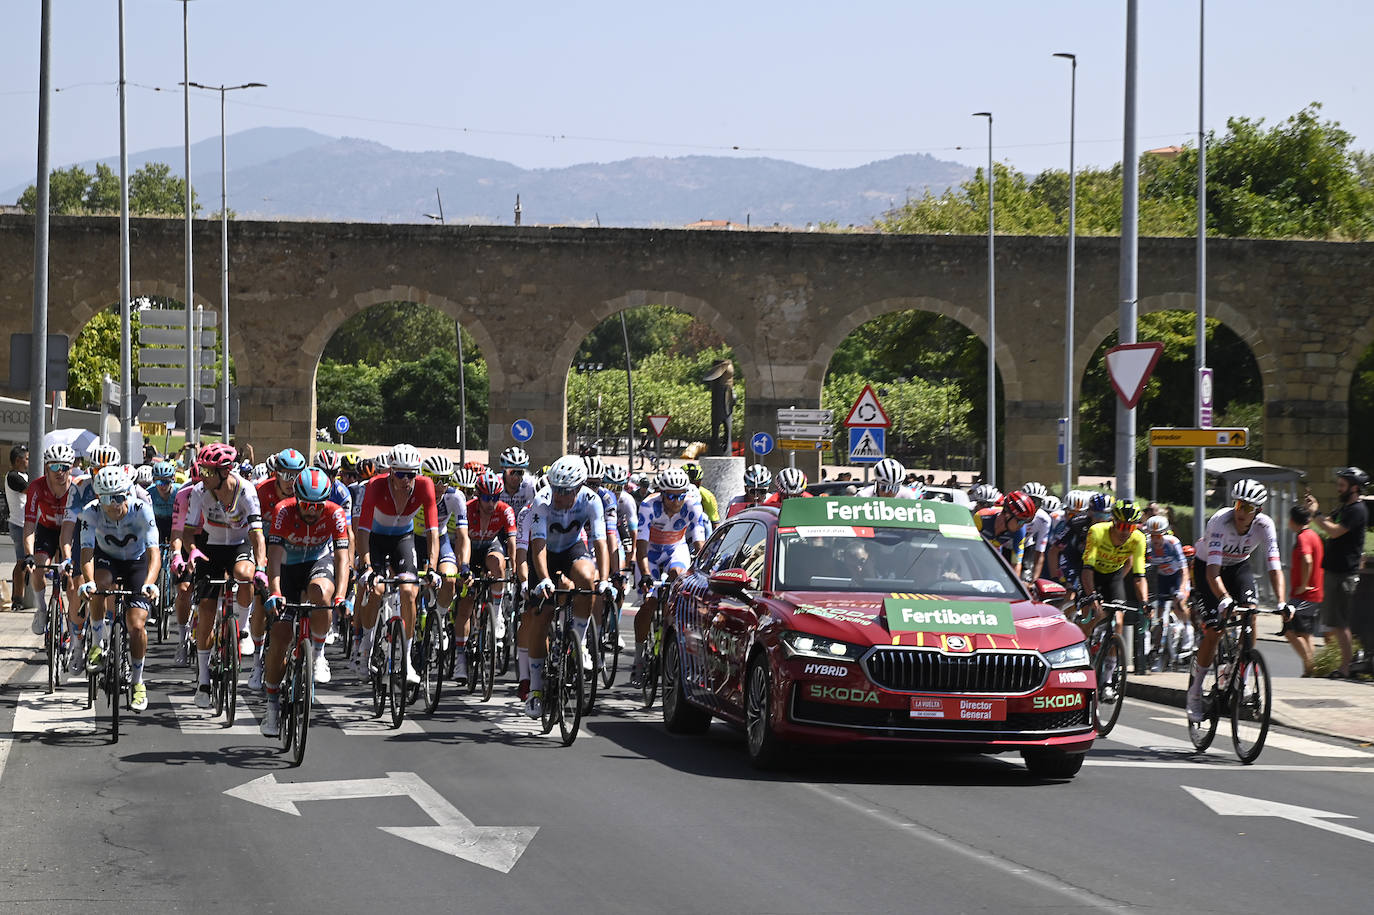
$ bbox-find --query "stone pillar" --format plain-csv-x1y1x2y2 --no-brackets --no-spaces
235,382,314,457
488,386,567,470
1002,399,1062,493
701,455,744,517
1265,398,1347,501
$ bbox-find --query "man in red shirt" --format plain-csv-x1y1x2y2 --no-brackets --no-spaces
1280,505,1324,676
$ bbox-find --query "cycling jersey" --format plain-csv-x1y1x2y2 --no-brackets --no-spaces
501,474,536,518
974,508,1029,567
421,486,467,536
1146,533,1186,576
171,484,195,531
185,476,264,545
695,484,720,524
1049,514,1092,584
1081,523,1147,576
762,492,814,507
856,484,923,499
594,486,619,553
529,487,605,553
148,481,180,519
348,481,366,522
725,495,767,518
267,498,349,565
1026,508,1053,553
1196,508,1282,571
515,503,535,552
77,497,158,561
255,478,294,526
357,474,438,537
636,493,705,548
615,489,637,544
23,475,72,530
326,479,352,518
467,499,516,544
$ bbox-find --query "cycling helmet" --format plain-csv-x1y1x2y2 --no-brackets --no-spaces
1065,490,1092,513
1143,515,1170,534
294,467,332,503
43,443,76,466
1041,494,1062,514
389,443,422,472
969,483,1000,505
1088,492,1112,515
134,464,154,487
339,454,358,474
1336,466,1370,488
1002,490,1036,521
152,460,177,481
874,458,905,489
681,462,703,483
422,454,455,481
313,449,341,474
454,467,479,491
357,458,375,479
603,464,629,487
250,463,269,481
87,444,121,469
499,446,530,469
264,452,279,474
743,464,773,490
775,466,808,496
463,460,486,473
275,448,307,474
476,470,505,497
582,455,605,482
374,452,390,471
198,443,238,469
1022,481,1048,502
92,464,132,497
548,455,589,491
655,467,690,493
1111,499,1143,524
1230,478,1268,507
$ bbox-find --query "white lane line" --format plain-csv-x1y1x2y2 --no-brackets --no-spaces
12,679,98,736
1086,759,1374,773
1148,715,1371,758
794,781,1127,911
313,691,425,735
1102,723,1200,754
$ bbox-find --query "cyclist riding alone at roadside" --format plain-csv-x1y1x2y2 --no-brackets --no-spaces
24,443,76,639
1078,499,1150,646
859,458,923,498
726,464,772,517
76,465,161,712
631,467,706,688
763,467,811,506
1185,479,1288,722
974,489,1036,578
262,468,350,735
1143,514,1193,658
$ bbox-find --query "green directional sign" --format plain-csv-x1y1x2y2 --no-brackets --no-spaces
883,596,1016,635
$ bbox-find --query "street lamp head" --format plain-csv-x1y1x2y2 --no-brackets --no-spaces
1052,52,1077,61
972,111,992,119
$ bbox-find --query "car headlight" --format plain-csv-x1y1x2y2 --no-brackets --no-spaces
780,631,865,661
1043,642,1090,669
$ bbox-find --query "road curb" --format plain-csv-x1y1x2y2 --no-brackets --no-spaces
0,611,43,689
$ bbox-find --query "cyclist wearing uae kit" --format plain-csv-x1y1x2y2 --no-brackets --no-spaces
355,444,439,685
457,471,516,683
262,468,350,736
630,467,705,687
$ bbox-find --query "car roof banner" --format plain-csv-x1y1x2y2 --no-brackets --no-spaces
777,497,974,531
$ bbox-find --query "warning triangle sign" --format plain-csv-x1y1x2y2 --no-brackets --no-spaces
844,384,890,427
647,415,671,437
1105,343,1164,409
849,428,883,459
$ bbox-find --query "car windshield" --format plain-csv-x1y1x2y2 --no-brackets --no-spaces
774,525,1023,597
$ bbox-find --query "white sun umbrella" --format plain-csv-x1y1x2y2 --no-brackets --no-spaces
42,427,98,459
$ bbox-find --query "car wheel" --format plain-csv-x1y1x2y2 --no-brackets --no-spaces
745,655,786,769
1021,749,1085,779
662,636,711,735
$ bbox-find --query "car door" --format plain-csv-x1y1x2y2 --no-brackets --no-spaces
673,523,741,709
708,520,768,715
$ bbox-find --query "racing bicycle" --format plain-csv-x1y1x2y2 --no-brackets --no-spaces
597,575,624,689
1146,591,1195,673
274,602,317,766
638,579,670,710
195,575,251,726
36,563,71,693
367,577,409,729
1083,597,1131,737
1188,600,1273,764
465,574,500,703
87,588,135,743
537,588,587,746
413,582,445,715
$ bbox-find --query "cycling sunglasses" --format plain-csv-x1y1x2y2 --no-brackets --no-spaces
47,462,71,473
662,490,687,500
392,470,417,480
504,468,526,476
1112,520,1138,533
551,485,578,495
99,493,128,505
478,493,501,502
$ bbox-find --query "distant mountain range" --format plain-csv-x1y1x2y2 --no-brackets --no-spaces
2,126,974,228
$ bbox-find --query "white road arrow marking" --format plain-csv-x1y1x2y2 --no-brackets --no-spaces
225,770,538,872
1184,786,1374,845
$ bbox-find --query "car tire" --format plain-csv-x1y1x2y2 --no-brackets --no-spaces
745,655,786,769
662,636,711,735
1021,749,1085,779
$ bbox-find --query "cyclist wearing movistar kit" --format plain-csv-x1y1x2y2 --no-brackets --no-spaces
974,490,1035,578
1185,479,1286,723
523,456,613,718
630,467,705,687
1079,499,1149,643
77,465,161,712
858,458,923,499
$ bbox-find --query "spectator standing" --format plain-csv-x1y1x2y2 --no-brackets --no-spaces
1304,466,1368,679
1282,505,1325,676
6,445,28,610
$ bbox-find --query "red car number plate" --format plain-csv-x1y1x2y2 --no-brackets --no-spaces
908,696,1007,721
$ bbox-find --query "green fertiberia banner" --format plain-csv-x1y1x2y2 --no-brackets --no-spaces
777,497,974,531
884,595,1016,635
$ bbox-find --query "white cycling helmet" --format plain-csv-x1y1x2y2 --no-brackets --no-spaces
134,464,154,487
389,443,421,472
1065,490,1092,513
775,466,808,495
422,454,455,480
743,464,773,490
873,458,905,489
603,464,629,486
1022,481,1048,502
454,466,479,490
87,443,121,469
655,467,690,493
264,452,279,474
1230,478,1268,507
500,446,530,469
1143,515,1170,534
1041,494,1062,514
582,455,605,482
43,443,76,466
548,455,589,491
970,483,1000,504
250,463,269,481
92,464,132,497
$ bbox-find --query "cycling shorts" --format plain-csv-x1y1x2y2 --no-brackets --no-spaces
33,523,60,560
472,539,507,572
195,541,255,601
646,542,692,579
1190,557,1256,626
155,515,173,544
1091,563,1142,606
280,555,336,604
547,540,592,578
369,531,418,581
1152,572,1182,605
437,532,456,567
92,548,152,611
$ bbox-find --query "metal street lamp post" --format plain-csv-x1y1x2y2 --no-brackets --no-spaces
1053,52,1077,497
972,111,995,487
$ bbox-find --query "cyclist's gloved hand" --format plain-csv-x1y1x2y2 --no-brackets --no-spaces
78,580,97,598
142,583,159,604
638,575,654,594
1277,601,1295,616
22,554,34,570
596,579,616,598
333,595,348,608
1217,595,1235,615
531,577,554,600
188,547,209,569
253,569,270,593
458,562,473,584
424,569,442,590
265,593,284,614
57,558,71,574
358,569,374,589
170,554,186,577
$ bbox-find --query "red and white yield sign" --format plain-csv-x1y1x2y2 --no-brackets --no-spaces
647,415,671,437
1105,342,1164,409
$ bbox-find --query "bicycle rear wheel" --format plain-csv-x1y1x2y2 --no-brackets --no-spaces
466,598,484,696
600,599,620,689
292,642,312,766
1188,662,1222,751
370,623,386,718
480,598,496,702
280,651,297,753
496,592,514,676
641,622,661,710
1230,650,1271,764
420,615,442,714
108,619,123,743
557,629,584,746
45,594,61,694
540,623,559,735
387,617,406,728
223,616,240,727
1093,633,1126,737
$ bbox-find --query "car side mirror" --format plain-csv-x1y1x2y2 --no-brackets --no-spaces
708,568,756,596
1033,578,1067,603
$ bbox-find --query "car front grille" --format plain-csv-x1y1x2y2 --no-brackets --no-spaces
863,648,1047,694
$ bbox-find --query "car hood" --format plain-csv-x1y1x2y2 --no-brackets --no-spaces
770,590,1084,653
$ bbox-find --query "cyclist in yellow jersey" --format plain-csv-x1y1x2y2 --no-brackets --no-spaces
1079,499,1149,638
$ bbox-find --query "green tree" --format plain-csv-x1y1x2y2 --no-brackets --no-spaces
85,163,120,213
323,301,469,364
18,160,201,216
128,162,200,216
18,164,92,215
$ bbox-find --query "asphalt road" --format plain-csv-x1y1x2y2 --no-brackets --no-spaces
2,617,1371,914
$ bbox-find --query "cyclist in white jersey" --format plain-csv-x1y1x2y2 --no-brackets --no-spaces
498,447,537,517
630,467,705,687
727,464,773,517
857,458,924,498
1185,478,1287,722
1020,482,1054,580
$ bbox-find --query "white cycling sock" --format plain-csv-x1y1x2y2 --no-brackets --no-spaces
572,616,589,645
235,601,251,633
529,658,544,692
517,647,529,680
92,619,108,645
404,636,414,664
131,658,144,686
1188,658,1203,693
198,649,211,685
359,629,373,661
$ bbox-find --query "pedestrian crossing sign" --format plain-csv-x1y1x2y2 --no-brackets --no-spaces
848,427,885,463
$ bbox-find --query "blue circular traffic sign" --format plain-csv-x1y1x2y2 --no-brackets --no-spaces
334,414,350,435
510,418,534,442
751,432,774,456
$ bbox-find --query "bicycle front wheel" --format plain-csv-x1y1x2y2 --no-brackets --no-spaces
223,617,240,727
480,599,496,703
581,613,598,716
388,618,406,729
108,620,123,743
558,629,584,746
1093,633,1126,737
420,617,442,714
45,595,61,694
280,651,297,753
292,643,312,766
1230,650,1272,764
600,600,620,689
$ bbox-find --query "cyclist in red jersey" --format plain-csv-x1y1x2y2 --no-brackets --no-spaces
24,443,77,639
454,471,516,682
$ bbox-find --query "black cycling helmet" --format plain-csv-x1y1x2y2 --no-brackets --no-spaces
1336,466,1369,488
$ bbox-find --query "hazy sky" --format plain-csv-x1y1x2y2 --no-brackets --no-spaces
1,1,1369,183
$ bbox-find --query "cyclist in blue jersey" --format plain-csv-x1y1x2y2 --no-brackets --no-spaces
148,460,181,544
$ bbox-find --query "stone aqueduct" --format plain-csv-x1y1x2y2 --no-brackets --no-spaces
0,214,1370,490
